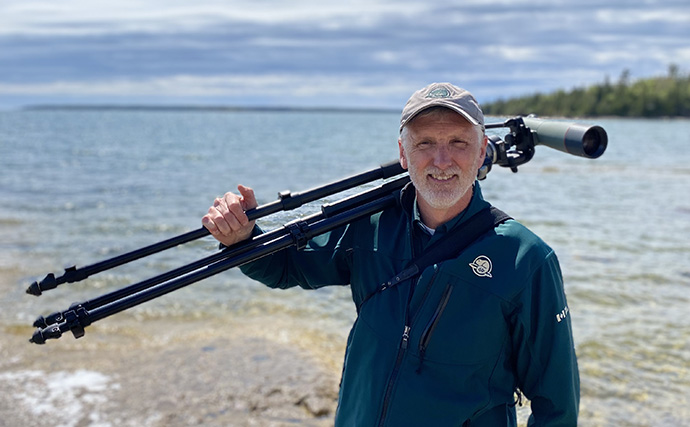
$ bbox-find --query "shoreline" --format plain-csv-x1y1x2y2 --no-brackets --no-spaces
0,312,343,426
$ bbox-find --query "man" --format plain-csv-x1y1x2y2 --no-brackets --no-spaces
202,83,580,426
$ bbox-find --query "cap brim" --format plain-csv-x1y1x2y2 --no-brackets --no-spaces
400,101,480,132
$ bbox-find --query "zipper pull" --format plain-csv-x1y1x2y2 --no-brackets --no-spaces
401,325,411,349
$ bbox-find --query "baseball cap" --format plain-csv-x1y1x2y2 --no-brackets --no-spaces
400,82,484,132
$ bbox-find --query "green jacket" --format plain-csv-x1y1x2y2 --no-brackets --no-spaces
240,182,579,426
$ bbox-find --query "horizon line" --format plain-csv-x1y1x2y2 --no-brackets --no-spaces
21,104,400,114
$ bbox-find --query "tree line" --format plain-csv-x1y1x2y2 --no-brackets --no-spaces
482,65,690,118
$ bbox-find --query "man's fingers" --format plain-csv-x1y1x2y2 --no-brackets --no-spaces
202,187,256,247
237,185,258,210
201,214,219,234
222,192,249,227
204,205,231,235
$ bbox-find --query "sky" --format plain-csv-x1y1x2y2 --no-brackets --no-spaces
1,0,689,109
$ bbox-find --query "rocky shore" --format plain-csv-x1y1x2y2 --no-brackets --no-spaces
0,314,342,427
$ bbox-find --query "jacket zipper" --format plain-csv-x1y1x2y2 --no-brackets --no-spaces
377,267,439,427
378,324,410,427
417,284,453,373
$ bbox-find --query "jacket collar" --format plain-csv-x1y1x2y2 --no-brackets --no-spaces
399,180,491,236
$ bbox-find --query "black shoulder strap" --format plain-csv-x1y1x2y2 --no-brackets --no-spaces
378,206,512,292
413,206,511,274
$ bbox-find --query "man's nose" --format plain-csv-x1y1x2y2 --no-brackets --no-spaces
432,144,453,169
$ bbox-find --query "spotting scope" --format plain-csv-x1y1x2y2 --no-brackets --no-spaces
480,116,608,177
522,117,607,159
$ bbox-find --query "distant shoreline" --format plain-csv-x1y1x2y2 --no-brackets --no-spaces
21,104,400,114
17,104,690,121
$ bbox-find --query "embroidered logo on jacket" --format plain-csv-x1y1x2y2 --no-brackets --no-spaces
556,306,570,323
469,255,493,278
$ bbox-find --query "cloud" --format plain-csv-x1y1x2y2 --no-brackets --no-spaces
0,73,414,109
1,0,688,107
0,0,429,36
482,46,540,62
596,7,690,25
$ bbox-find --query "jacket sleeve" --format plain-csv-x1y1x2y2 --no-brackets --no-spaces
239,224,353,290
511,250,580,426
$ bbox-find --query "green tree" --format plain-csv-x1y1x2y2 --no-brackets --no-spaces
482,66,690,118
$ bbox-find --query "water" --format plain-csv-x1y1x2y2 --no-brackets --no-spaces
1,110,689,425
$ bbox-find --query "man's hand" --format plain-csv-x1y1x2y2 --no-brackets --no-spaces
202,185,258,247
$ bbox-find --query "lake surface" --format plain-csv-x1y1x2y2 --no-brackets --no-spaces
1,109,689,425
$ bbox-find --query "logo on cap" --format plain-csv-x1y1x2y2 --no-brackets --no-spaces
469,255,493,278
426,87,451,99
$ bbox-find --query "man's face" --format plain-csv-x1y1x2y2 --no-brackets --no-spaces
399,109,487,213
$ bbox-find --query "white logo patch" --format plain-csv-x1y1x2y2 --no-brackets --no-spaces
469,255,493,278
556,306,570,323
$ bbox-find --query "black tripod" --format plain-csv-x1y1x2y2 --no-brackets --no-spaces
27,117,607,344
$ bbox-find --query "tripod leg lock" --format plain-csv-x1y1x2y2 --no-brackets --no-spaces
32,310,65,329
26,266,90,296
278,190,304,211
64,306,91,339
29,305,92,344
285,220,312,250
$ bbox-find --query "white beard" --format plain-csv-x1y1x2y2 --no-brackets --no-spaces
408,165,476,210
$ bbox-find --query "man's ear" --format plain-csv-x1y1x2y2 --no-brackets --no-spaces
398,138,408,170
477,135,488,166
